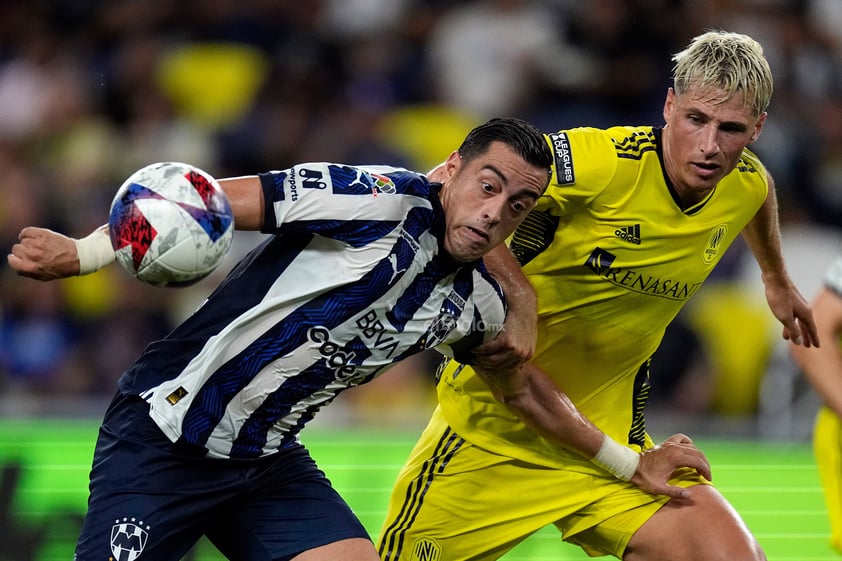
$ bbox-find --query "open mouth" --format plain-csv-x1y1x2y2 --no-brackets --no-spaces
466,226,489,242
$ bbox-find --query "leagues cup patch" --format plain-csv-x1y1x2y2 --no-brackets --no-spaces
548,132,575,185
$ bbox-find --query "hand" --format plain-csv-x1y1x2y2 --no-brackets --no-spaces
7,227,81,280
630,434,712,499
763,276,820,348
472,309,536,371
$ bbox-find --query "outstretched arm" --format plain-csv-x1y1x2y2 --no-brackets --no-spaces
741,172,819,348
475,361,712,498
7,176,264,281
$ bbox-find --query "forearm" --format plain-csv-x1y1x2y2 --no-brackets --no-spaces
483,244,536,319
74,177,263,272
741,174,787,282
477,362,637,479
474,244,537,367
218,176,264,230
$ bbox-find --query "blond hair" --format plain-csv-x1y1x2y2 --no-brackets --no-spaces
672,30,773,117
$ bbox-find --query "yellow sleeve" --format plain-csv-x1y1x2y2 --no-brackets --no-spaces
541,127,621,216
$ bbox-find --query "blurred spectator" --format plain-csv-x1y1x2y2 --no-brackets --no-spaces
0,0,840,431
425,0,598,120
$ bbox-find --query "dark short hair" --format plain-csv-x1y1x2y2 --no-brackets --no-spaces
458,117,553,181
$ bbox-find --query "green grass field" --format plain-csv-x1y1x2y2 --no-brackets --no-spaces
0,419,835,560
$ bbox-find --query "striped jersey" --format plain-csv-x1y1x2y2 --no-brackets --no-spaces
118,163,506,459
438,126,769,468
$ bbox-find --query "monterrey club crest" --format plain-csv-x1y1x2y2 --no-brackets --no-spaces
111,518,150,561
422,290,465,349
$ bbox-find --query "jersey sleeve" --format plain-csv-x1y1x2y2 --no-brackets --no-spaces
539,128,620,215
258,163,430,246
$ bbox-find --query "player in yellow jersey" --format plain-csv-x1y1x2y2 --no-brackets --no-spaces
791,256,842,554
378,30,820,561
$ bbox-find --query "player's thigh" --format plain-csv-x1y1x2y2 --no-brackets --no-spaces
624,484,764,561
207,445,371,561
291,538,379,561
74,401,222,560
378,420,569,561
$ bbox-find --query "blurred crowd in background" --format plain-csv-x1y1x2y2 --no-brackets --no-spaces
1,0,841,437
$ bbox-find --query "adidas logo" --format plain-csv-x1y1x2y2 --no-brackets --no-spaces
614,224,641,245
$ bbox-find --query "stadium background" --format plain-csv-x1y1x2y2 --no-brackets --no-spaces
0,1,841,559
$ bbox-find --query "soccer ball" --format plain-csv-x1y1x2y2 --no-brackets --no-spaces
108,161,234,287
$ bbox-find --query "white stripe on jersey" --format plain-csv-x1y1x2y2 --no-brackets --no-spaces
133,163,506,459
269,163,431,227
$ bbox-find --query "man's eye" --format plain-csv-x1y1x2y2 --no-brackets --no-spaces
482,182,493,192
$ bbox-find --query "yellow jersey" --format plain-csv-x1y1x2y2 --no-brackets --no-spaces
437,125,769,469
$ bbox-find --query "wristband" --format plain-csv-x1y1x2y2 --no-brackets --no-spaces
75,228,115,275
591,435,639,481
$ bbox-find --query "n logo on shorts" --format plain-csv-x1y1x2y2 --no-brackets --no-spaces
111,519,149,561
412,537,442,561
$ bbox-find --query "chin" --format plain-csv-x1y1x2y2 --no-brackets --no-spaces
452,248,483,263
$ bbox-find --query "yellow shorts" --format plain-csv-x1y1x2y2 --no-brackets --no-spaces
377,408,707,561
814,406,842,553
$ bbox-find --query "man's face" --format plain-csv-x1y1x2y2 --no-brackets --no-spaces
438,141,547,262
662,85,766,206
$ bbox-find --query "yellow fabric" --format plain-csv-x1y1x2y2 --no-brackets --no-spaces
378,405,706,560
814,406,842,553
438,126,769,467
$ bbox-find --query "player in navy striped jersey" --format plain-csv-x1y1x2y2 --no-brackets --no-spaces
7,118,553,561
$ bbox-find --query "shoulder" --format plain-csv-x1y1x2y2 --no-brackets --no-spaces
539,126,656,213
263,163,429,196
724,148,770,198
259,163,434,235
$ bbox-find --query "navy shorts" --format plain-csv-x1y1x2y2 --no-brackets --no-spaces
74,392,369,561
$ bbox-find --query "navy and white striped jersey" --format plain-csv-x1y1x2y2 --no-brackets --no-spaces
119,163,507,459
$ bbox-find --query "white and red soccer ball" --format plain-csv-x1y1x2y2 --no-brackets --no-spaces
108,162,234,287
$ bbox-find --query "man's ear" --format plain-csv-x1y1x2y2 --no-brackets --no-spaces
444,150,462,174
749,112,767,143
430,150,461,183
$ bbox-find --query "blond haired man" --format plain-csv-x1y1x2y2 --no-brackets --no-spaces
379,31,818,561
